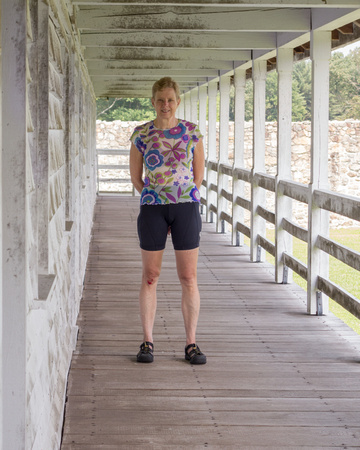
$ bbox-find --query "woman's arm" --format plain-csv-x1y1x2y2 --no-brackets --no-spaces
129,143,144,194
192,139,205,189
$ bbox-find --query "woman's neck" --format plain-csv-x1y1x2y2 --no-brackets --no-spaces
153,117,178,130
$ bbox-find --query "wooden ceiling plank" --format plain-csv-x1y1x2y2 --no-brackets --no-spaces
86,59,235,70
90,68,219,76
73,0,360,8
76,8,310,32
84,47,252,60
80,30,277,49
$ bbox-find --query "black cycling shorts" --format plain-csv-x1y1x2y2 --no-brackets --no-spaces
137,202,202,251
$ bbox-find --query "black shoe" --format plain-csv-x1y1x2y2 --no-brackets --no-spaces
137,341,154,363
185,343,206,365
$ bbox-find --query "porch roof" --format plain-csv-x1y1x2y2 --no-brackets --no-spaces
72,1,360,98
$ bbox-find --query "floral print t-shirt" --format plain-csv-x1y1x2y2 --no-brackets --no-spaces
130,119,203,205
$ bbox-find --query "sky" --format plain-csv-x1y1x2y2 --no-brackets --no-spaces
333,40,360,55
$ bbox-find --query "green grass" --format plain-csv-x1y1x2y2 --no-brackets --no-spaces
263,228,360,335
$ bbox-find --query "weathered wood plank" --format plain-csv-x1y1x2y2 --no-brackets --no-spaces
61,196,360,449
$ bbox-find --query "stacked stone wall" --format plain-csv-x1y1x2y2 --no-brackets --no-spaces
97,120,360,228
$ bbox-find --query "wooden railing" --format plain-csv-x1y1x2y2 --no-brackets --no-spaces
202,159,360,320
97,148,135,195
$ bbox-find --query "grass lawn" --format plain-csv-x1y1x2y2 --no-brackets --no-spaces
263,227,360,335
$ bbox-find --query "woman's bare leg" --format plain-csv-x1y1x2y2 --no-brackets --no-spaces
139,249,164,343
175,248,200,346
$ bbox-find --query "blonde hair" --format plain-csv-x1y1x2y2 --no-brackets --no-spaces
152,77,180,100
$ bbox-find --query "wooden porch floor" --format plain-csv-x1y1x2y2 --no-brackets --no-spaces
61,196,360,449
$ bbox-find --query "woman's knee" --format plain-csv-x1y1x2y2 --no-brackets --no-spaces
178,271,197,288
142,268,161,286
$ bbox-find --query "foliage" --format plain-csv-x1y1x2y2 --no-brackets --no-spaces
329,49,360,119
96,49,360,122
97,97,155,121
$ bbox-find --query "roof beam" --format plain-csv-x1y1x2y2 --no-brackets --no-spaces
90,68,220,77
74,1,360,7
84,47,252,60
81,30,277,49
77,8,310,32
86,59,236,70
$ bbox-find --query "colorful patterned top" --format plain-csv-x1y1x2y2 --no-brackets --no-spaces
130,119,203,205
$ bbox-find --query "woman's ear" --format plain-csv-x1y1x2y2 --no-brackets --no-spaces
151,97,155,108
177,97,181,107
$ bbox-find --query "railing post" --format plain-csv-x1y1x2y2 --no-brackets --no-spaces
251,59,267,262
199,84,208,211
308,31,331,315
275,48,293,283
206,81,218,223
232,68,246,246
217,75,231,233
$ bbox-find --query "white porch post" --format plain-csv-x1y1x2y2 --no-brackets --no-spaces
275,48,293,283
178,94,185,120
217,75,230,233
66,52,76,220
250,60,267,262
190,88,198,124
307,30,331,315
184,91,191,121
198,85,208,209
1,1,27,448
232,68,246,246
206,81,218,223
37,0,49,273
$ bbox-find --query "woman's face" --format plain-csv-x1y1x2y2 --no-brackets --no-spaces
152,87,180,121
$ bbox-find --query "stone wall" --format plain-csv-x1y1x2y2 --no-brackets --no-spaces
96,119,360,228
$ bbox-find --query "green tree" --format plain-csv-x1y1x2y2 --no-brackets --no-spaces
96,97,155,121
293,61,312,120
330,49,360,120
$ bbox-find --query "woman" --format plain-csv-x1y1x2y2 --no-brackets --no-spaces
129,77,206,365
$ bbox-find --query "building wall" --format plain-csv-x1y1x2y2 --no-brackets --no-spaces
1,1,97,449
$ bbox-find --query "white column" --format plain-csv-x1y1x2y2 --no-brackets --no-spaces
1,1,27,448
177,93,185,120
275,48,293,283
217,75,231,232
190,88,198,124
0,22,2,450
184,91,191,121
37,0,49,273
250,60,267,262
232,68,246,246
198,85,208,207
66,52,76,220
206,81,218,223
307,31,331,315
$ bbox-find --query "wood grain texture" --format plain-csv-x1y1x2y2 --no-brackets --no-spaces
62,196,360,449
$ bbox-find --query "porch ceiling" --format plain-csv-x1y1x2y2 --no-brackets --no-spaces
73,1,360,98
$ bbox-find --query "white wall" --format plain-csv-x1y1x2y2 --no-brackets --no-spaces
1,1,97,448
